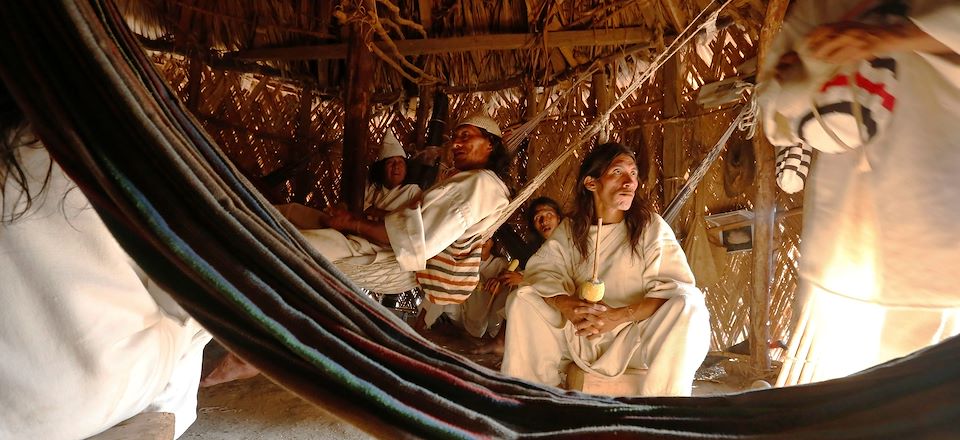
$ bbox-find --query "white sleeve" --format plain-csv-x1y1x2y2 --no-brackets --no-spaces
910,0,960,78
640,216,702,300
910,1,960,55
384,171,507,271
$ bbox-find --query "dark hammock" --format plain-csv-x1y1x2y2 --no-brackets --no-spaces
2,2,959,438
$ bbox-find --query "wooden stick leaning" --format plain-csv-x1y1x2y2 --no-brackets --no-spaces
593,216,602,282
579,217,606,302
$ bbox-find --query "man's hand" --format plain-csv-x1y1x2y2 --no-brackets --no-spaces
804,20,952,65
326,207,357,232
274,203,329,229
497,271,523,289
804,21,892,64
484,270,524,295
363,206,390,221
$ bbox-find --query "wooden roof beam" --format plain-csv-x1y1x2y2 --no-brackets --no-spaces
228,27,655,61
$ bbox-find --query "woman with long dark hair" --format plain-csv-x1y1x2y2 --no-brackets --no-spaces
501,142,710,397
1,85,210,438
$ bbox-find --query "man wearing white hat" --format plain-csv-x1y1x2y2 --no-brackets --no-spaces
362,131,421,220
203,113,513,386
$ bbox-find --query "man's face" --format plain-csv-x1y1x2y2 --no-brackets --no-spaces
587,154,638,214
384,156,406,188
450,125,493,171
532,205,560,240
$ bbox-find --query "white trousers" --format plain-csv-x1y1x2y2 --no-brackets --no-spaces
501,289,710,396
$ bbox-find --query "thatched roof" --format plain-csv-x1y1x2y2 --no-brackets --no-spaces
115,0,796,377
119,0,767,97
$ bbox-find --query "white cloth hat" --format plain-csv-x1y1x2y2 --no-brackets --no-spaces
378,131,406,161
457,113,502,138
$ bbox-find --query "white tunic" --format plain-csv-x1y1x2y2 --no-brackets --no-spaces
0,141,209,439
768,0,960,386
302,169,510,289
501,215,710,396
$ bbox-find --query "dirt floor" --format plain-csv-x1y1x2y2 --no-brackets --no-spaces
183,314,753,439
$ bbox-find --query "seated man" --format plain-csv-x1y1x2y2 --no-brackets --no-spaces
203,113,513,385
298,113,510,295
501,143,710,397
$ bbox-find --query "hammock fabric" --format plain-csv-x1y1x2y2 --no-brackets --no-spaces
2,1,960,438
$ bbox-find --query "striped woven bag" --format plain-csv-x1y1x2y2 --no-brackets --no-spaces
416,235,484,305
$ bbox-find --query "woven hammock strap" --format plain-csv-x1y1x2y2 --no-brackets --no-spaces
481,0,735,242
662,99,757,224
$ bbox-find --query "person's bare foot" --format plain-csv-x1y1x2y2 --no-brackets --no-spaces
200,352,261,387
469,337,505,355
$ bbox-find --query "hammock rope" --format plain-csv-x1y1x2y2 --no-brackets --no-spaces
3,1,960,438
662,97,757,224
480,0,734,242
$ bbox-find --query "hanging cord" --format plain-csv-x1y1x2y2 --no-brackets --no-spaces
809,70,867,152
480,0,736,241
662,97,757,224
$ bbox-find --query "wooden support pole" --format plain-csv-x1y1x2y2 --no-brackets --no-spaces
661,55,685,208
413,86,434,151
517,83,538,188
749,0,790,372
591,69,612,144
293,84,315,199
341,21,375,213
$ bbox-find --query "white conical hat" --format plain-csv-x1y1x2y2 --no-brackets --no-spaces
457,113,502,138
378,131,406,161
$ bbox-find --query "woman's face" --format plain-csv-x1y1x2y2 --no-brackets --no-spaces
384,156,406,189
450,125,493,171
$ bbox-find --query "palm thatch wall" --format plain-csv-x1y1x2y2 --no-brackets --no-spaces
119,0,796,376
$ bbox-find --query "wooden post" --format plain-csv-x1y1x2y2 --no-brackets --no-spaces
591,69,612,144
293,83,315,200
517,83,538,187
661,55,685,206
341,20,375,213
749,0,790,372
186,54,203,113
414,85,434,151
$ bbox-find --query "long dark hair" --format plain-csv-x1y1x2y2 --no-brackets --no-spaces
570,142,652,260
477,128,513,193
0,82,49,223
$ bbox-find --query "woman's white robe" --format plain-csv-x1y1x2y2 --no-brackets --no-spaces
0,143,209,439
501,215,710,396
